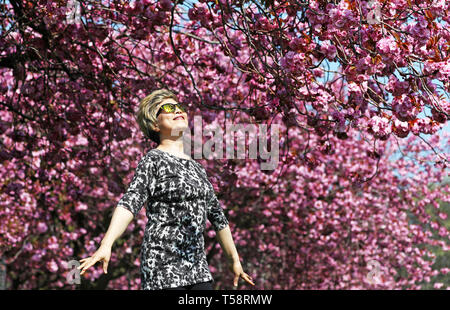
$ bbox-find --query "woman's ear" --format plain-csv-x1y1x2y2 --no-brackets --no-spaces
147,118,159,132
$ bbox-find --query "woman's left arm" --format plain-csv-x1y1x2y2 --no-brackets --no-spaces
216,225,255,287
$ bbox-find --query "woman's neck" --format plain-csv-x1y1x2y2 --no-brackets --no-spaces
156,142,190,158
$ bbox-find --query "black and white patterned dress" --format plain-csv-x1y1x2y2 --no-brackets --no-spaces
116,148,229,290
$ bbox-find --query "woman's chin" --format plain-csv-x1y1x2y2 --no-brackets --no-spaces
168,124,188,133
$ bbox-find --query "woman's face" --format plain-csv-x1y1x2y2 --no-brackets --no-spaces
154,98,188,136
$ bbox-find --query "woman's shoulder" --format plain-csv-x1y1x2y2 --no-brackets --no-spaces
134,148,160,166
145,148,180,166
145,148,163,161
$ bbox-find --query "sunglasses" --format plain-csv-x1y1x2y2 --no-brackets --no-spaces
156,103,187,117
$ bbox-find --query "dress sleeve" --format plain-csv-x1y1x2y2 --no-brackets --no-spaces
116,153,155,217
207,190,229,232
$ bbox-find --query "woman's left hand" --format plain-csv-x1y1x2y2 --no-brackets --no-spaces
229,259,255,287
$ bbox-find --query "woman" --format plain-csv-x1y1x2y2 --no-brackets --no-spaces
78,89,255,290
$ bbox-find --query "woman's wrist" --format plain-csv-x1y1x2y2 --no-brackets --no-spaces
100,239,114,248
228,254,240,263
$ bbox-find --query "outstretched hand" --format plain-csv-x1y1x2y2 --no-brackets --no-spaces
78,245,111,275
229,259,255,287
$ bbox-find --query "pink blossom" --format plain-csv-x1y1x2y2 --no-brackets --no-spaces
37,222,48,233
47,236,59,250
434,282,444,289
280,51,306,76
320,40,337,60
377,37,399,54
46,260,59,273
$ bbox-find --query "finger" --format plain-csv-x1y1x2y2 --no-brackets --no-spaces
80,263,93,275
103,260,109,274
240,273,254,285
78,261,87,270
80,262,91,275
80,256,94,265
78,257,92,269
233,273,239,287
80,258,98,274
242,274,255,286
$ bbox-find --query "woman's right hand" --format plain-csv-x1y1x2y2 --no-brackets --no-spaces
78,245,112,275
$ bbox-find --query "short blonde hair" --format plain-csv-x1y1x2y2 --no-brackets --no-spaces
136,88,178,145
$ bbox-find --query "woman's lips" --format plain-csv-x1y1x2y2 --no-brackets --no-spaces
173,116,184,120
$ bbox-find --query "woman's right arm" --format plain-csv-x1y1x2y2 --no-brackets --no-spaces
100,206,134,247
78,206,133,275
78,153,155,275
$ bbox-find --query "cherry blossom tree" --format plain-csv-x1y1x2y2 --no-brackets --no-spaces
0,0,448,289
